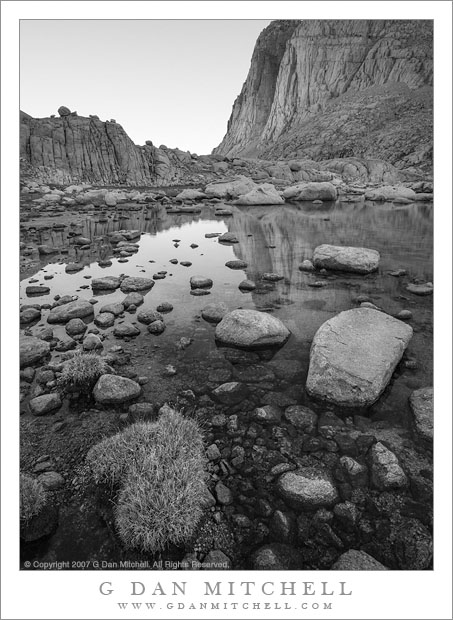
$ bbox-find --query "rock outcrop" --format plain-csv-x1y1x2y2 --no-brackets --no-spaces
214,20,433,174
20,110,208,186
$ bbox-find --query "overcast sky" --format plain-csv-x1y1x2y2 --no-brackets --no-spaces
20,19,271,155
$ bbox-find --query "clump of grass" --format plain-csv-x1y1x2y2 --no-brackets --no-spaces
86,408,207,554
20,473,47,523
57,351,110,394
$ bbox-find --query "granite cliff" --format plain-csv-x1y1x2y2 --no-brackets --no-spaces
20,108,208,186
214,20,433,173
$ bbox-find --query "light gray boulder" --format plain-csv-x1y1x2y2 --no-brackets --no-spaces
331,550,388,570
370,442,408,490
277,467,339,510
282,181,337,201
93,374,141,405
233,183,284,205
306,308,413,407
312,244,380,274
205,175,257,199
215,309,290,349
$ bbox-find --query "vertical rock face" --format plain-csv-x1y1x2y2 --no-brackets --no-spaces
20,110,198,185
214,20,433,172
214,20,300,157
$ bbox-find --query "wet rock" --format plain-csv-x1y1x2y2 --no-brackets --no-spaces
238,279,256,291
156,302,173,313
406,282,433,295
306,308,413,407
147,320,166,335
190,275,213,290
180,261,192,267
65,318,88,336
201,302,229,323
277,468,339,510
409,387,433,443
20,336,50,368
215,481,233,505
137,309,163,325
55,334,77,352
20,308,41,324
225,259,248,269
26,286,50,296
114,323,140,338
190,289,211,297
38,471,65,490
313,244,380,274
299,259,315,272
91,276,121,290
218,232,239,244
47,299,94,324
233,183,284,205
29,393,62,416
65,263,84,273
331,549,388,570
251,543,303,570
176,337,193,350
370,442,408,490
252,405,282,425
389,269,407,277
122,292,144,308
284,405,318,433
94,312,115,328
283,181,337,201
120,277,154,293
93,374,141,405
83,334,103,350
396,309,412,320
215,309,290,349
212,382,250,405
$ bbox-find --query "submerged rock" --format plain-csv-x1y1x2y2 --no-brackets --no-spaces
306,308,413,407
215,309,290,349
312,244,380,274
100,302,125,316
93,374,141,405
201,302,229,323
113,323,140,338
122,292,144,308
212,382,250,405
137,309,163,325
406,282,433,295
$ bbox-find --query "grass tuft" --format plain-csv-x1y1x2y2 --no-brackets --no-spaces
86,408,207,554
20,473,47,523
57,351,110,394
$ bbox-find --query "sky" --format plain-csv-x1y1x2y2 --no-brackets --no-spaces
20,19,271,155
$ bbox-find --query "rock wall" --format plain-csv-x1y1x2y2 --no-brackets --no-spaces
214,20,433,173
20,110,205,186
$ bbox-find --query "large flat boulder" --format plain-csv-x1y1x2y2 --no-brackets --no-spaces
205,175,257,199
215,309,290,349
365,185,417,202
233,183,284,205
306,308,413,407
93,374,141,405
47,299,94,324
20,336,50,368
282,181,337,201
312,244,380,274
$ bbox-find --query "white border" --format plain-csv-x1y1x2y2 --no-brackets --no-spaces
2,2,452,619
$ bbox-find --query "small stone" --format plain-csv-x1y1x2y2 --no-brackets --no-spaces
156,302,173,313
409,387,433,443
370,442,408,490
225,260,248,270
238,279,256,291
396,309,413,320
206,444,221,461
29,393,62,416
190,275,213,290
252,405,281,424
299,260,315,272
94,312,115,328
147,320,166,335
406,282,433,295
113,323,140,338
201,302,228,323
38,471,65,490
331,549,388,570
277,467,339,510
212,382,249,405
215,481,233,505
